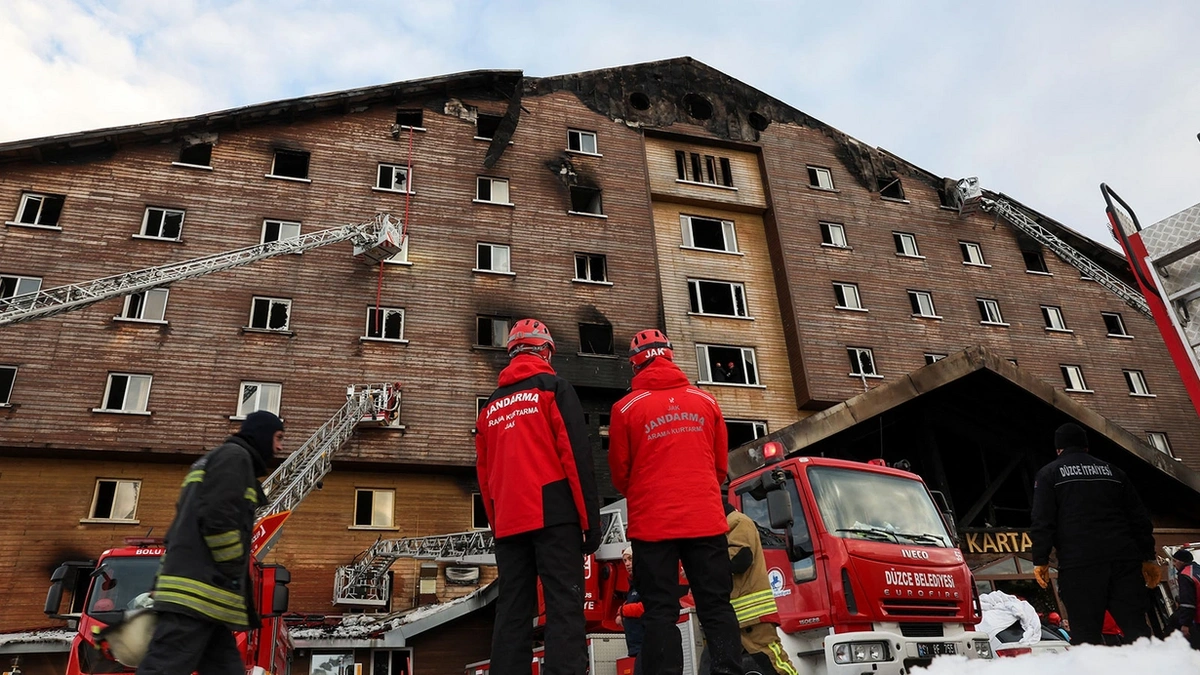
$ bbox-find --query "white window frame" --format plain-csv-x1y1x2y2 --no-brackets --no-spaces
808,166,835,190
0,275,43,311
1123,369,1154,397
266,149,311,182
136,207,185,241
847,347,880,378
1147,432,1173,457
383,233,410,265
573,252,609,284
95,373,153,414
908,290,939,318
725,419,768,449
977,298,1008,326
353,488,395,529
0,365,17,406
960,241,988,266
680,214,739,254
475,242,513,275
1041,305,1071,332
833,282,864,311
247,296,292,331
476,316,511,348
1060,365,1092,393
363,307,406,342
86,479,141,523
688,279,750,318
893,232,922,258
1023,250,1051,275
924,353,947,365
820,222,848,248
375,163,412,193
236,381,282,418
567,129,599,155
474,176,512,206
261,219,301,245
1102,312,1131,338
695,344,762,387
11,192,65,229
117,288,169,324
309,653,354,675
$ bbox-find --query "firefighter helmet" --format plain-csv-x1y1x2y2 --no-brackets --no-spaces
629,329,673,371
507,318,555,359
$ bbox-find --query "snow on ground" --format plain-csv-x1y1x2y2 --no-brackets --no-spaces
914,634,1200,674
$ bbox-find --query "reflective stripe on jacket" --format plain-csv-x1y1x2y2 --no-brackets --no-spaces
727,509,779,626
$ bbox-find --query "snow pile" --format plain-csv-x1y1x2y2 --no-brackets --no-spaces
0,629,73,648
914,634,1200,674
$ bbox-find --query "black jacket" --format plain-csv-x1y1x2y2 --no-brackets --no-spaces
1030,447,1154,569
152,437,266,629
1173,563,1198,628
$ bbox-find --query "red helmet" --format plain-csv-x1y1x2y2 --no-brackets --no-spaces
507,318,555,359
1048,611,1061,625
629,329,673,371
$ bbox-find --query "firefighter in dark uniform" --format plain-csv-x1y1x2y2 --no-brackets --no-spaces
137,411,283,675
475,319,602,675
1030,423,1160,646
1169,549,1200,649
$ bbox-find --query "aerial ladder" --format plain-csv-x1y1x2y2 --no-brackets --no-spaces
333,502,631,606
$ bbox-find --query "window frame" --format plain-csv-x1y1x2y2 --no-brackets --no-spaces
247,296,293,332
567,129,600,155
907,290,940,319
567,185,605,217
383,233,410,265
475,114,503,141
175,142,213,168
807,166,836,190
573,252,609,284
0,274,43,311
475,242,513,275
95,373,153,414
117,288,170,324
695,344,762,387
353,488,396,529
85,479,141,523
1023,250,1051,275
833,282,864,311
1041,305,1071,332
893,232,923,258
10,191,66,230
847,347,880,379
474,176,513,206
261,219,301,245
363,307,407,343
1123,369,1154,397
680,214,740,254
960,241,989,267
476,315,511,349
1102,312,1131,338
1060,365,1092,393
395,108,425,130
820,221,849,248
578,322,616,356
375,163,413,194
725,419,769,451
688,278,750,318
924,353,947,365
267,149,312,182
977,298,1008,326
137,207,185,241
235,381,282,419
1147,432,1173,457
0,365,16,406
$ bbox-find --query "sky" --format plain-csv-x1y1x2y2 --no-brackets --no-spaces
2,1,1198,248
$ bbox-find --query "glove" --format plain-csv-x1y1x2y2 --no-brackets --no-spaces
583,527,602,555
621,601,645,619
1143,561,1162,588
1033,565,1050,589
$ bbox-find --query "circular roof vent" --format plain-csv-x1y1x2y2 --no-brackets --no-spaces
749,112,770,132
629,92,651,111
681,93,713,120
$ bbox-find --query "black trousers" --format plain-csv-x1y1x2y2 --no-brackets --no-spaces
1057,560,1150,646
633,536,743,675
492,524,587,675
136,611,243,675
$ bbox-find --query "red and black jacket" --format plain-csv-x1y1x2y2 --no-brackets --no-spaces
475,354,600,539
608,358,729,542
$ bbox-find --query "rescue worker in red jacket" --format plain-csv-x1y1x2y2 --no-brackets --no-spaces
609,329,743,675
476,319,602,675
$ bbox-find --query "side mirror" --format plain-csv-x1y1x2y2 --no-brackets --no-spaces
45,563,87,618
272,585,290,616
44,580,64,617
766,489,793,531
929,490,959,544
263,565,291,617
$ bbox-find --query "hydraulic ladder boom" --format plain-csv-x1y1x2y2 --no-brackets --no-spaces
1,213,403,327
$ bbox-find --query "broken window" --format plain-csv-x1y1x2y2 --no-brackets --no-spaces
178,143,212,167
1102,312,1129,337
977,298,1005,325
1060,365,1089,392
120,289,169,322
101,373,152,413
820,222,848,248
476,114,502,140
140,207,185,240
960,241,987,265
674,150,734,186
262,219,301,244
249,296,291,331
0,275,42,311
0,366,17,405
15,192,65,228
1023,250,1049,274
847,347,877,377
89,480,140,521
476,176,510,204
833,282,862,310
689,279,748,317
681,215,738,253
893,232,920,257
924,353,946,365
574,253,607,283
726,420,768,451
696,345,759,386
269,149,310,179
878,177,905,200
908,290,937,317
238,381,281,417
476,242,511,273
1124,370,1152,396
568,129,598,154
1147,432,1172,456
476,316,511,348
1041,305,1069,331
377,164,410,192
579,323,615,355
569,186,603,215
395,109,423,128
807,166,835,190
365,307,405,341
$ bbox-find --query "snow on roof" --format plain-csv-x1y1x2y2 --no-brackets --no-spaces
0,629,73,653
291,582,497,646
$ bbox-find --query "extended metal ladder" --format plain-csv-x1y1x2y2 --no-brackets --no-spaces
951,178,1150,318
1,213,404,327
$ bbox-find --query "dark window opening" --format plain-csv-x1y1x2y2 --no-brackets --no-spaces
690,153,703,183
807,166,834,189
0,366,15,404
476,316,509,348
271,149,310,179
1103,312,1128,336
878,177,905,200
629,92,651,111
681,93,713,120
689,280,747,317
569,186,603,215
748,112,770,132
472,493,489,529
395,109,423,128
18,193,65,226
354,490,374,526
93,481,117,519
924,354,946,365
688,217,729,251
476,114,502,139
675,151,687,180
820,222,847,247
848,348,877,376
579,323,614,355
726,420,767,451
250,298,290,330
719,157,734,187
105,375,129,410
1023,250,1049,273
366,308,404,340
574,253,607,282
704,156,717,184
704,346,757,385
178,143,212,166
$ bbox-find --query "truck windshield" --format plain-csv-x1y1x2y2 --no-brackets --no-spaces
86,557,159,619
808,467,951,547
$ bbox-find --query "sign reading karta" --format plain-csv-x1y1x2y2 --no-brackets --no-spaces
961,529,1033,554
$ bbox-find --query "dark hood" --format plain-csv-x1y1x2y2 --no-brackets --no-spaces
235,410,283,476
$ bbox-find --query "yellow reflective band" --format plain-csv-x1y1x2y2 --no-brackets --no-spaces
182,470,205,486
769,642,799,675
731,589,776,609
204,531,241,548
153,590,246,625
156,575,244,607
243,487,259,504
211,542,244,562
